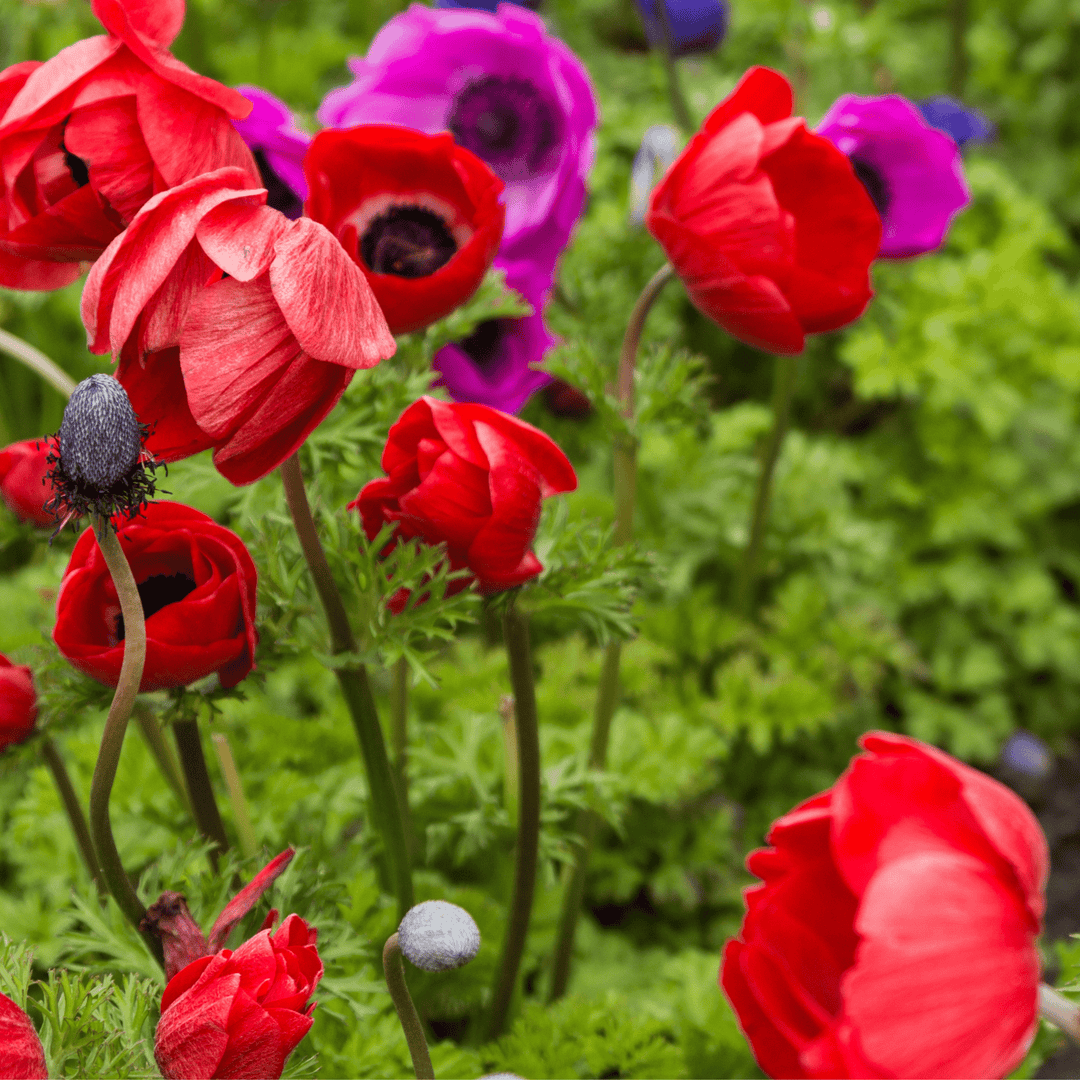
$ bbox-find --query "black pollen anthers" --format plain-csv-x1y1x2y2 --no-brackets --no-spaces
45,374,163,534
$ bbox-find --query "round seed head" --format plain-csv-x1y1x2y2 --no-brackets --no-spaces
59,374,142,488
397,900,480,972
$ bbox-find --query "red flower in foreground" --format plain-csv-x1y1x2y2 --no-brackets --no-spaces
352,396,576,600
646,66,881,355
0,438,57,527
81,167,395,483
0,654,37,751
0,992,47,1080
0,0,257,290
721,731,1047,1079
53,502,257,692
142,849,322,1080
306,125,505,334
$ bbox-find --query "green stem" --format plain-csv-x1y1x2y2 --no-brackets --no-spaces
280,452,413,918
383,934,434,1080
487,600,541,1040
0,328,76,399
736,354,799,619
133,704,191,815
500,695,519,829
42,735,105,896
173,716,230,869
211,732,258,861
947,0,968,98
88,518,162,966
652,0,695,134
390,656,415,860
548,265,673,1002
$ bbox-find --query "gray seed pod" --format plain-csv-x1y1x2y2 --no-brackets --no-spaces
397,900,480,972
59,374,142,488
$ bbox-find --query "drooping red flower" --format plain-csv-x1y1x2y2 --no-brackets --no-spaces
646,66,881,355
305,125,505,334
721,731,1047,1079
80,167,395,483
351,396,576,600
0,654,37,752
0,0,258,290
53,501,257,692
0,992,47,1080
0,438,58,527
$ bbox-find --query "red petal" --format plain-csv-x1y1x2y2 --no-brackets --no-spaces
195,202,289,282
215,986,286,1080
702,66,794,133
90,0,185,51
208,849,295,953
397,450,493,549
464,408,576,497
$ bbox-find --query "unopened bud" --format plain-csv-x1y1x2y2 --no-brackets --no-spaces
397,900,480,972
59,374,142,488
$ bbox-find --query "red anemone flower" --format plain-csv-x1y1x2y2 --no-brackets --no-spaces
0,438,58,527
305,125,505,334
721,732,1047,1079
0,0,258,290
646,66,881,355
81,167,395,484
0,655,37,752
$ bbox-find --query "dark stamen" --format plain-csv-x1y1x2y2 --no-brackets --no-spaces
360,205,457,279
61,143,90,188
116,573,197,642
459,320,507,373
253,149,304,220
448,75,559,182
850,156,891,217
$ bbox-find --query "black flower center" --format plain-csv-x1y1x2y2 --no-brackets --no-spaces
359,205,457,278
448,75,559,182
850,156,891,217
115,573,197,641
459,319,508,373
253,149,304,220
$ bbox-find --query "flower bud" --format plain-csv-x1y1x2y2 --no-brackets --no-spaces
59,374,142,489
397,900,481,972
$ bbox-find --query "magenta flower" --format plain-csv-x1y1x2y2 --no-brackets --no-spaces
233,85,311,219
817,94,970,259
433,263,554,413
316,4,598,282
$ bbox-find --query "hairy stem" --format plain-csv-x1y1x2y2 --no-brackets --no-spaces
0,328,76,400
383,934,434,1080
487,600,541,1040
280,452,413,917
548,265,674,1001
1040,983,1080,1046
42,735,105,896
88,517,162,965
173,716,229,869
212,732,258,861
133,704,191,815
736,354,799,619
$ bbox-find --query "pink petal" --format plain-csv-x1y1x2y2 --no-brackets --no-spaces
195,202,289,282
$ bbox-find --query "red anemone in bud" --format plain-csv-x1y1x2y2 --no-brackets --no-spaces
304,125,505,334
646,66,881,355
81,167,395,483
721,732,1047,1079
0,0,258,290
0,654,37,752
0,992,47,1080
0,438,58,527
351,396,576,604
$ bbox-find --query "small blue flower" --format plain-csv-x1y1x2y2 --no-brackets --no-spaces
916,96,995,149
633,0,729,57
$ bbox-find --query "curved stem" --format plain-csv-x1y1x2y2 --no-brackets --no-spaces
735,354,799,619
487,600,541,1040
0,328,76,399
1040,983,1080,1046
88,517,162,965
548,265,673,1001
383,933,434,1080
279,452,413,918
212,732,258,861
173,716,229,870
42,735,105,896
651,0,695,134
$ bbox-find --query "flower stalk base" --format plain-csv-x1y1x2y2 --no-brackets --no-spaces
383,933,435,1080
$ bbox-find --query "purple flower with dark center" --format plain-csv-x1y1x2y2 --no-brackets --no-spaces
233,85,312,220
432,263,554,413
917,95,995,149
633,0,729,57
316,4,598,282
817,93,970,259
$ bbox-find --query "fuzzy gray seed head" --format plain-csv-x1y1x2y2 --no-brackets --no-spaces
397,900,481,972
59,374,142,488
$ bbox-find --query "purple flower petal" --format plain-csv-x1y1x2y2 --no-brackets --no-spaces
817,93,970,259
917,96,995,149
233,85,312,219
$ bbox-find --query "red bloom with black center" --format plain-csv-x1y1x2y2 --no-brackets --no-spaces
646,66,881,355
721,732,1047,1079
351,396,576,599
0,654,37,752
53,501,257,692
0,438,58,527
0,0,258,291
305,125,505,334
